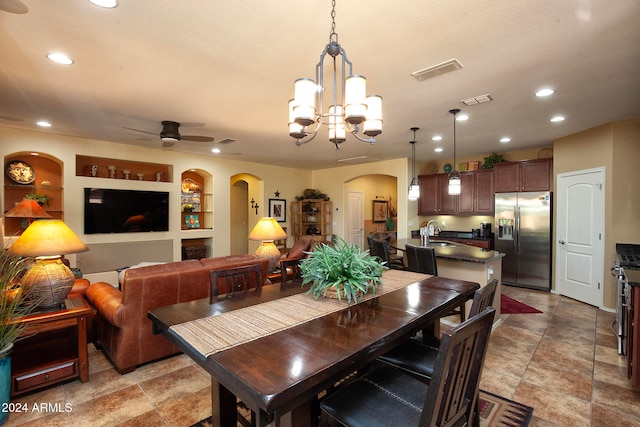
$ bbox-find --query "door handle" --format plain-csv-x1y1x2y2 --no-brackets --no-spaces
559,240,565,245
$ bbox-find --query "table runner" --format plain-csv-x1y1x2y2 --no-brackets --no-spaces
170,269,429,357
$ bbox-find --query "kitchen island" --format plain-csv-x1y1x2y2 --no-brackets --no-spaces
395,238,505,322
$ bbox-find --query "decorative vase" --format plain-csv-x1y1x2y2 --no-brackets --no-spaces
444,163,452,173
385,216,396,231
0,343,13,426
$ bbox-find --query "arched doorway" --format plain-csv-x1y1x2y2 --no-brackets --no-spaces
344,174,398,249
229,174,263,255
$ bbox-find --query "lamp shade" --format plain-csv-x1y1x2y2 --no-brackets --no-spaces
248,217,287,241
10,219,89,257
5,198,52,219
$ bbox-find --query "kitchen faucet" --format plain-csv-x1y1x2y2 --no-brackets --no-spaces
426,220,441,235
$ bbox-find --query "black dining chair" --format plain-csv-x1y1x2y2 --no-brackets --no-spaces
377,278,499,379
368,237,405,270
405,243,465,323
210,263,264,303
319,308,496,427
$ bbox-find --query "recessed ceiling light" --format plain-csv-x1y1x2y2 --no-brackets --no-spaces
47,52,74,65
211,148,221,154
500,137,511,143
431,135,442,141
550,115,565,122
434,147,443,153
88,0,118,7
456,114,469,121
36,121,52,127
536,88,555,97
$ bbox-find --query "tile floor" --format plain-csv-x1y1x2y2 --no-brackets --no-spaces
4,285,640,426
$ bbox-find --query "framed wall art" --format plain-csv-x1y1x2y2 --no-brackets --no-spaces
372,200,388,222
269,199,286,222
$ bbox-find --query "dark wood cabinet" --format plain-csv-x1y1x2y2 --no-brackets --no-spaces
629,286,639,387
493,158,552,193
458,172,475,214
418,171,491,215
11,295,91,397
417,174,439,215
474,169,494,214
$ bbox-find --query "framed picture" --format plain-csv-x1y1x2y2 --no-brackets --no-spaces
269,199,287,222
185,214,200,229
372,200,388,222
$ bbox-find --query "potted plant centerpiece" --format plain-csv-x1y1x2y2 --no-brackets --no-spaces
0,246,35,425
299,237,386,304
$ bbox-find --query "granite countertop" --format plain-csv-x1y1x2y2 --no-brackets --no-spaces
396,238,505,264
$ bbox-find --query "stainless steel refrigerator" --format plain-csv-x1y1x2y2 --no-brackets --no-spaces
495,192,552,290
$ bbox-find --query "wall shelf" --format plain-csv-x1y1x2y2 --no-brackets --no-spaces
76,155,172,183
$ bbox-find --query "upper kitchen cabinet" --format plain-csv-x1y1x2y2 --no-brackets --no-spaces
474,169,494,214
417,174,443,215
493,158,552,193
418,171,487,215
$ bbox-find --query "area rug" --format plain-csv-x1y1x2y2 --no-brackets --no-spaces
501,294,543,314
479,389,534,426
191,390,533,427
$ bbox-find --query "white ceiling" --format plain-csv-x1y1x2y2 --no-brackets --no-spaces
1,0,639,170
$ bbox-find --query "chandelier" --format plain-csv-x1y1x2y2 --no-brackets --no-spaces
288,0,382,149
408,127,420,201
448,108,461,195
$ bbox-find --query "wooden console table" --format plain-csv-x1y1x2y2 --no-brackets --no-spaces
11,295,92,396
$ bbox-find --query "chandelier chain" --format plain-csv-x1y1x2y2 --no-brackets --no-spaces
330,0,337,40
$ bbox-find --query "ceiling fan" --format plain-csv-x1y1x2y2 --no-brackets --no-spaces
125,121,214,147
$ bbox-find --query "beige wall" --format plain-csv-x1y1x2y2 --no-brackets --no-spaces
1,127,313,262
311,158,409,240
553,118,640,309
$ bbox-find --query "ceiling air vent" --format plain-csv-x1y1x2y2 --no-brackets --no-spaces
411,59,463,81
461,94,493,106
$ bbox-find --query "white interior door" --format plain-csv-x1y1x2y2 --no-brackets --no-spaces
556,167,605,307
347,191,364,248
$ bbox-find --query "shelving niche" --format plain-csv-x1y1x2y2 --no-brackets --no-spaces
4,153,64,236
76,155,172,182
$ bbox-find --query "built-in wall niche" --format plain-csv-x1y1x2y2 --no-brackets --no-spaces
3,153,63,236
76,155,172,182
181,169,213,230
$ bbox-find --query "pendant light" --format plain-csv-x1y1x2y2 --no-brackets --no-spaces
408,127,420,201
448,109,461,195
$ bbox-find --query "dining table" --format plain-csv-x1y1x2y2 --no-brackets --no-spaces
147,269,479,427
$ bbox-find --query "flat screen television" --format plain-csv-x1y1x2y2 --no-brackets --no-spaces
84,188,169,234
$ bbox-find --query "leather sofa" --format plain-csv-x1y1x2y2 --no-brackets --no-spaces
85,254,269,374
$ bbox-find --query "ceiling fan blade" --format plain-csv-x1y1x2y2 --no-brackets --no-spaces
182,135,214,143
124,126,157,136
0,0,28,14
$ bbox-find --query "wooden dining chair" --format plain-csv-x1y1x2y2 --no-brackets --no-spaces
375,279,499,426
279,256,303,289
368,237,404,270
210,263,264,303
319,308,496,427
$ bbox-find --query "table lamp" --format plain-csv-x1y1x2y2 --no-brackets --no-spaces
5,198,52,228
9,219,89,308
248,217,287,273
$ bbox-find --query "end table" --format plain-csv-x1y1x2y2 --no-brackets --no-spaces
11,294,92,397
